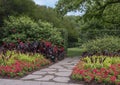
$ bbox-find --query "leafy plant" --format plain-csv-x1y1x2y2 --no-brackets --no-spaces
2,16,64,46
81,36,120,56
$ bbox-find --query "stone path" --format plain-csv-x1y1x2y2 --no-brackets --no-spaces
0,57,82,85
0,79,80,85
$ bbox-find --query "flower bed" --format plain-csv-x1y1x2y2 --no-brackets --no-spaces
0,51,50,78
71,56,120,85
2,41,65,62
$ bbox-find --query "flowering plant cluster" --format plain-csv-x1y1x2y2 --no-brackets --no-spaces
2,40,65,62
71,56,120,85
0,51,50,78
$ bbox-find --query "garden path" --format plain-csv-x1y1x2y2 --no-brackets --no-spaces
0,57,82,85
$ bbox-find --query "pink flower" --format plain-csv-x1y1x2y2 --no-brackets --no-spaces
93,69,98,73
110,76,116,82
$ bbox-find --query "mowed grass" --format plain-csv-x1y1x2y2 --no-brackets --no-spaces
67,48,83,57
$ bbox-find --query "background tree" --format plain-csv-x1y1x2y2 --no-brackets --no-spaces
56,0,120,46
0,0,36,26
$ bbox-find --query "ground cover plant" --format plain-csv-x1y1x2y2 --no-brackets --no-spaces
71,56,120,85
0,51,50,78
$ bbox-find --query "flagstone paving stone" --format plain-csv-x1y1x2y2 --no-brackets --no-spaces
53,77,70,83
35,75,54,81
21,75,42,80
32,71,47,75
55,72,72,77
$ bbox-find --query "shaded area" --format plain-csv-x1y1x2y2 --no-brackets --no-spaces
67,48,83,57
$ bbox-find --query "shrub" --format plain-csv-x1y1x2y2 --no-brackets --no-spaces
58,29,68,52
81,36,120,53
2,41,65,62
37,21,63,46
2,16,39,42
2,16,64,46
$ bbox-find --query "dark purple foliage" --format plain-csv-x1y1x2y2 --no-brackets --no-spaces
0,41,65,62
82,50,120,57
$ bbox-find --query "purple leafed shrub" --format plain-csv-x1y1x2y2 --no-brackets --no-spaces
1,41,65,62
82,50,120,57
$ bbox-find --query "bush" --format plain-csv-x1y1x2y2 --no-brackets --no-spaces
2,16,39,42
81,36,120,53
58,29,68,52
2,16,64,46
2,41,65,62
37,21,63,46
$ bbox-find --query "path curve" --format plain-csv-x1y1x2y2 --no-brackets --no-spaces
0,57,83,85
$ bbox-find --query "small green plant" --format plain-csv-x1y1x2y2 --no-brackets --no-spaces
81,56,120,69
0,51,15,65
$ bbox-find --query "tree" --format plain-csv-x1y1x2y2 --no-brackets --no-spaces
56,0,120,15
0,0,36,26
61,16,79,46
32,5,62,28
56,0,120,46
56,0,120,24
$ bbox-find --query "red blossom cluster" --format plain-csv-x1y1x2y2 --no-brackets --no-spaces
0,59,50,78
72,62,120,85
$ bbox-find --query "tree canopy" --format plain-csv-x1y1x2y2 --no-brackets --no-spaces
0,0,36,26
56,0,120,46
56,0,120,24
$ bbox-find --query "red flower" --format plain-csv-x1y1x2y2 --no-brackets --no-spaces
110,76,116,82
93,69,98,73
110,65,116,71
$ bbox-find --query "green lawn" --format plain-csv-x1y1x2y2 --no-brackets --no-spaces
67,48,83,57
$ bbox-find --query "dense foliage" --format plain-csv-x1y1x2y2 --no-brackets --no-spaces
56,0,120,21
0,0,120,52
1,16,63,46
37,21,63,45
81,36,120,54
2,16,39,42
72,56,120,85
0,0,36,26
78,18,120,45
0,0,81,47
56,0,120,47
